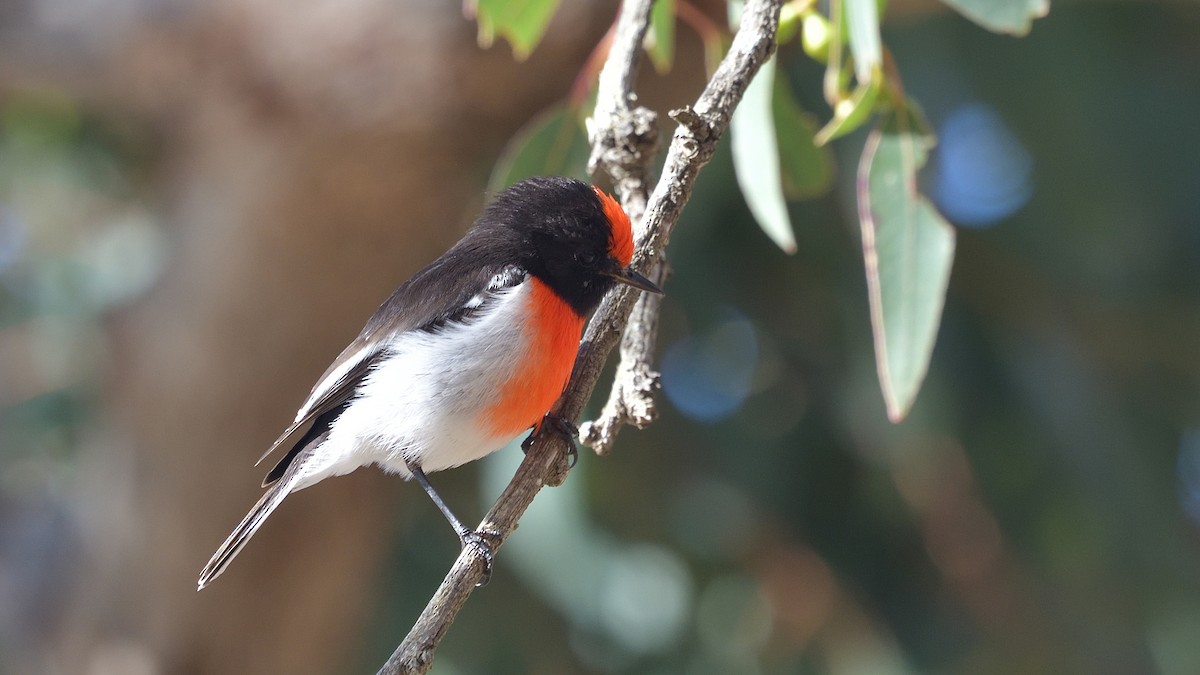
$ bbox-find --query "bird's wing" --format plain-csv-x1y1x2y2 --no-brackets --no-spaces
254,258,526,480
253,340,382,469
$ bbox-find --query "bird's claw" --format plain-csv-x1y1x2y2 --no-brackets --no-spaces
460,528,499,587
522,414,579,468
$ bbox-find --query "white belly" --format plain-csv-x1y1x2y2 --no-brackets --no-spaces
293,282,533,488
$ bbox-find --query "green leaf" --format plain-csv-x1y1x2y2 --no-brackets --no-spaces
730,56,797,254
845,0,883,82
777,2,803,45
800,10,831,62
470,0,562,60
939,0,1049,36
773,76,834,199
488,103,589,195
646,0,676,74
858,103,956,422
814,70,881,145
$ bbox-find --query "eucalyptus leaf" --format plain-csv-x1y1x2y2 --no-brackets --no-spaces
858,103,956,422
773,76,834,199
488,104,589,195
814,71,881,146
845,0,883,82
940,0,1049,36
730,56,797,254
471,0,562,60
646,0,676,74
801,10,831,62
777,2,803,45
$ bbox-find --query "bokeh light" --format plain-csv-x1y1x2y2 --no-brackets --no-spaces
661,308,759,423
931,101,1033,228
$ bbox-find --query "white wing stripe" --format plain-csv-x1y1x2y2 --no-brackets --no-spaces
294,345,371,422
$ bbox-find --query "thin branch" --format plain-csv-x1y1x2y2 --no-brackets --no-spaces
583,0,783,453
581,0,664,454
376,1,780,672
586,0,660,218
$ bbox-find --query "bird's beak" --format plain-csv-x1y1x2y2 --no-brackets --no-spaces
608,267,664,295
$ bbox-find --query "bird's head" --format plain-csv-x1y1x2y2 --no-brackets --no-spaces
481,177,662,315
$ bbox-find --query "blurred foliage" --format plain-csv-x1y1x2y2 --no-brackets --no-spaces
488,103,591,197
0,89,162,674
0,91,162,473
468,0,562,60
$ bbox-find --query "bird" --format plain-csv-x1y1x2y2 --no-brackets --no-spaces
197,176,661,590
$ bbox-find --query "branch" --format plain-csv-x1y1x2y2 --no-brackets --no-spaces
376,1,780,672
586,0,659,218
581,0,664,454
582,0,782,453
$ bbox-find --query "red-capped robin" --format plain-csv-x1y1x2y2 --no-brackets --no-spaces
198,176,661,589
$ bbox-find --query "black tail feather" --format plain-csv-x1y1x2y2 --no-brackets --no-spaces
197,474,297,590
262,402,349,488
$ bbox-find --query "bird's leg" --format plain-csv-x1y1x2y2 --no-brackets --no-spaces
522,413,579,468
406,462,495,586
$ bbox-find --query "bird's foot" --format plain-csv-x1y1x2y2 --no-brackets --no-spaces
522,414,579,468
459,528,500,587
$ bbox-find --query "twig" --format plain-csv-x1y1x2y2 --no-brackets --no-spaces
586,0,660,218
376,1,780,672
581,0,664,454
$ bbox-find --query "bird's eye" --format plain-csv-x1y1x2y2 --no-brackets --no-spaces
576,250,597,266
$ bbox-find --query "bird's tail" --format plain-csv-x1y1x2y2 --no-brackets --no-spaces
197,472,300,590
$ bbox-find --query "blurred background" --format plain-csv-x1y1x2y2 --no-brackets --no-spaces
1,0,1198,673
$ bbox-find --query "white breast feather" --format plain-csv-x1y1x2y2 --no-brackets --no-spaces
293,280,532,488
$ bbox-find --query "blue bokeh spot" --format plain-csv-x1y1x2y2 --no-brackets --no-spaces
932,102,1034,228
661,311,759,423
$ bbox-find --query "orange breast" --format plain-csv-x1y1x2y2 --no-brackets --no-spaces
480,278,584,438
